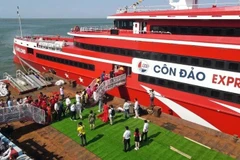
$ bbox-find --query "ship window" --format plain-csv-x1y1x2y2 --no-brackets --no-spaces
215,61,224,69
179,57,188,64
74,61,78,67
203,59,211,67
142,52,150,59
89,65,95,71
156,79,165,86
224,93,233,101
238,96,240,103
199,88,207,96
187,85,195,93
177,83,185,91
129,21,133,27
119,49,126,56
211,90,220,98
167,81,175,88
229,63,239,71
149,77,156,84
126,50,133,56
160,55,167,61
112,48,117,54
78,63,83,68
170,55,177,63
191,58,199,65
100,47,105,52
27,48,34,54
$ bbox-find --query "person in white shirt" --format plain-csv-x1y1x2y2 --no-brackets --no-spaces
70,102,76,121
123,99,130,119
141,120,149,141
54,101,60,121
134,98,139,118
60,86,64,100
65,96,71,113
122,126,131,152
108,105,114,125
75,92,81,104
76,101,83,120
149,89,155,107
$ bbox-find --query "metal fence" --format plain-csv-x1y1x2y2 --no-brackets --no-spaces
0,104,45,124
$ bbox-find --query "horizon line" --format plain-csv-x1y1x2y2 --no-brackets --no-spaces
0,17,108,19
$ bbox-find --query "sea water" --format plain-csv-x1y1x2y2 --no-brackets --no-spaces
0,18,112,78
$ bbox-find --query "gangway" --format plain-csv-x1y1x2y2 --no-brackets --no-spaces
16,70,40,89
93,74,127,102
3,72,36,94
0,104,46,124
28,68,52,87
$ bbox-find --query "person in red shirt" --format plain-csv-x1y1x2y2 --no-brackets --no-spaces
38,92,43,101
50,96,56,110
102,102,109,122
46,105,52,124
41,100,47,111
28,96,33,104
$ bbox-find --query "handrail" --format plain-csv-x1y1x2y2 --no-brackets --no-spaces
71,27,172,35
79,25,114,32
16,70,36,88
3,72,25,92
116,1,240,13
0,104,46,124
94,74,126,102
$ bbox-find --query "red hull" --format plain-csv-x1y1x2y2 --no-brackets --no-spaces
13,39,240,135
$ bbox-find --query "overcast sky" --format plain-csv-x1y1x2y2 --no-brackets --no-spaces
0,0,234,18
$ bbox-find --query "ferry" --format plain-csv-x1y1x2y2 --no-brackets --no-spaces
13,0,240,135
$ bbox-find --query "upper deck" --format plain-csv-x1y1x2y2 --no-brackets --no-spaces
108,1,240,20
68,26,240,47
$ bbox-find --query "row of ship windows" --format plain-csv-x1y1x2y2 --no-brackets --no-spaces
150,25,240,37
138,75,240,104
36,53,95,71
74,42,240,72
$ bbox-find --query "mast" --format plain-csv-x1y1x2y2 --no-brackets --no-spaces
17,6,23,38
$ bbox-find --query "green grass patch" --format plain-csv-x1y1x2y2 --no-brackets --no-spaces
51,105,233,160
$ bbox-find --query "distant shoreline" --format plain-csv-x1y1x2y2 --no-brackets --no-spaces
0,18,107,19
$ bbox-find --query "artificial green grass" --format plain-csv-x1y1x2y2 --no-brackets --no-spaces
51,106,233,160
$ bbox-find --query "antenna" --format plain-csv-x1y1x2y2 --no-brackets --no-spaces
17,6,23,38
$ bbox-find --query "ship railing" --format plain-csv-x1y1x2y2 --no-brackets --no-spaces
94,74,126,102
79,25,114,32
0,104,46,124
116,1,240,13
74,27,172,35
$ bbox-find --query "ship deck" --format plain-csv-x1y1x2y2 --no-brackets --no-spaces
69,30,240,45
0,76,239,159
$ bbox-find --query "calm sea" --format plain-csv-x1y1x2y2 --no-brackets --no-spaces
0,18,112,78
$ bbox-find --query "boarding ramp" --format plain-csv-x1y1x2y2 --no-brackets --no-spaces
16,70,41,89
3,72,36,94
28,69,52,87
94,74,126,102
0,104,46,124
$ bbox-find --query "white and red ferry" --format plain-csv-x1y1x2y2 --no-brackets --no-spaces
13,0,240,135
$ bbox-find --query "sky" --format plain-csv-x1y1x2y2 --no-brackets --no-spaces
0,0,234,18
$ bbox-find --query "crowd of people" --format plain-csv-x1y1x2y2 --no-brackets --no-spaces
0,67,156,153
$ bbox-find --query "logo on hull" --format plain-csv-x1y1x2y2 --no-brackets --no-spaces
137,61,149,73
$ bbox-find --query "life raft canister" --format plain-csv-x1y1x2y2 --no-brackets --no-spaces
74,26,80,32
